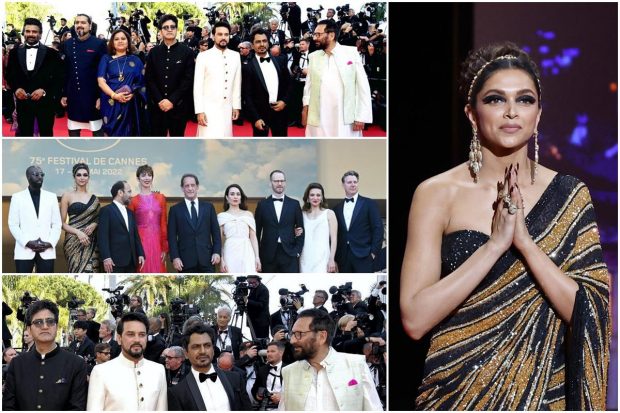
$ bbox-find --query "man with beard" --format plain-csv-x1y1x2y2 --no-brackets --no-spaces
279,309,382,411
8,165,62,272
60,14,107,136
6,18,64,136
168,323,251,410
98,181,145,273
3,300,88,410
241,28,291,137
193,21,241,137
145,14,195,136
87,312,167,410
302,19,372,137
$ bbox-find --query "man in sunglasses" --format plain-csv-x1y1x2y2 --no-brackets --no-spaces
3,299,88,410
145,14,195,137
8,165,62,273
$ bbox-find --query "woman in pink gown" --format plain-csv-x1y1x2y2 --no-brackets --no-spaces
128,164,168,272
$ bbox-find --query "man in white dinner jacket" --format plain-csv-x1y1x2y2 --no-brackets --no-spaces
87,312,167,411
8,165,61,272
193,20,241,137
279,308,382,411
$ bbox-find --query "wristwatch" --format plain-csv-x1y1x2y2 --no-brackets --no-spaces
41,90,46,97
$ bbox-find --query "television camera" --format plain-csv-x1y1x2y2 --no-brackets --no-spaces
170,297,200,326
16,291,38,323
306,5,324,21
278,284,309,312
329,281,353,315
203,6,218,26
67,296,85,322
46,15,56,28
103,286,129,318
153,10,165,30
232,276,251,312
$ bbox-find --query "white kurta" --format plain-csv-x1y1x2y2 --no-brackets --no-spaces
87,353,168,411
193,47,242,137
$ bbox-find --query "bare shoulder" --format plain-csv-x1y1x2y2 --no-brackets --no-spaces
413,164,466,206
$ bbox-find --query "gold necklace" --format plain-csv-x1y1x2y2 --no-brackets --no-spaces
115,54,128,81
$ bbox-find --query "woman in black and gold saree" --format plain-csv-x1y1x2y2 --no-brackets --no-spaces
60,163,100,273
400,42,609,410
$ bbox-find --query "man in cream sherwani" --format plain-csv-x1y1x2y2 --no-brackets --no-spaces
279,309,382,411
8,165,61,272
302,19,372,137
193,20,241,137
87,312,167,411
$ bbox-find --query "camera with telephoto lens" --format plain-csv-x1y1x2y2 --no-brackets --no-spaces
278,284,309,312
67,297,85,310
354,312,375,335
103,286,129,318
257,387,275,411
336,4,350,20
203,6,217,26
306,5,324,21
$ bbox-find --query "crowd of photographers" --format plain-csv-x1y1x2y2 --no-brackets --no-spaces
2,275,386,410
2,2,386,131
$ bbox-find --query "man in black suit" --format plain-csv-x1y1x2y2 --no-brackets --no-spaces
69,320,95,361
213,306,243,359
168,173,222,272
144,317,166,362
333,170,383,273
349,290,369,314
255,170,304,272
241,28,292,137
5,18,64,136
268,18,286,47
251,341,287,408
98,319,120,359
85,307,100,344
311,290,330,314
287,2,302,38
98,181,145,273
168,323,252,411
245,275,271,339
270,308,297,334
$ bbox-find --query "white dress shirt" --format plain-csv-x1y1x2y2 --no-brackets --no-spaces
343,193,359,230
257,55,279,103
26,42,40,71
113,200,129,229
267,361,284,393
272,195,284,222
184,198,199,217
191,366,231,411
216,329,232,353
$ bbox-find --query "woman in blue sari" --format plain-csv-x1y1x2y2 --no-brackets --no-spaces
97,29,148,136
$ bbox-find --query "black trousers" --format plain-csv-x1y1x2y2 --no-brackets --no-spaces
262,244,299,273
182,263,215,273
15,100,55,136
15,254,54,273
252,108,288,137
150,106,187,137
337,247,374,273
113,264,136,273
68,128,104,137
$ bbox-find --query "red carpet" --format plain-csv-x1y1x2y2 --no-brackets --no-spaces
2,115,386,137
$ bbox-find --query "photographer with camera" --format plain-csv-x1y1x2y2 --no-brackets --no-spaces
4,300,88,410
287,2,302,38
211,306,242,359
129,295,146,314
245,275,271,339
251,340,287,410
53,17,70,37
85,307,100,344
128,9,151,43
98,319,120,358
144,316,166,362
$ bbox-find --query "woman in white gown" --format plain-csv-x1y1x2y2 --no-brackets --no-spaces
299,183,337,273
218,184,261,273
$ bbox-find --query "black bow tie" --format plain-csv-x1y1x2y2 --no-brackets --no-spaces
345,198,354,203
273,197,283,202
270,365,278,371
25,44,39,49
260,56,271,63
199,372,218,383
219,330,228,334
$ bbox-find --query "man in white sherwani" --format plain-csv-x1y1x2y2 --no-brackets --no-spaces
279,309,382,411
87,312,167,411
302,19,372,137
193,20,242,137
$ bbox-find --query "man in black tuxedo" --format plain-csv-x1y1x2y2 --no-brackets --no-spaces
168,323,252,411
245,275,271,339
268,18,286,47
69,320,95,361
255,170,304,272
5,18,64,136
311,290,330,314
85,308,101,344
270,307,297,334
168,173,222,272
144,317,166,362
241,28,292,137
251,341,287,408
333,170,383,273
98,181,145,273
287,2,302,39
98,320,120,359
213,306,243,360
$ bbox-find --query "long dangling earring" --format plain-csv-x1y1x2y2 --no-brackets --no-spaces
532,130,539,184
469,128,482,183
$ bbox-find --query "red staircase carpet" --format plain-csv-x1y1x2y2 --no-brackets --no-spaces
2,115,386,138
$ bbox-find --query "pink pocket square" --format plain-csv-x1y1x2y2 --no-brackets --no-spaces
347,379,358,386
347,61,353,65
